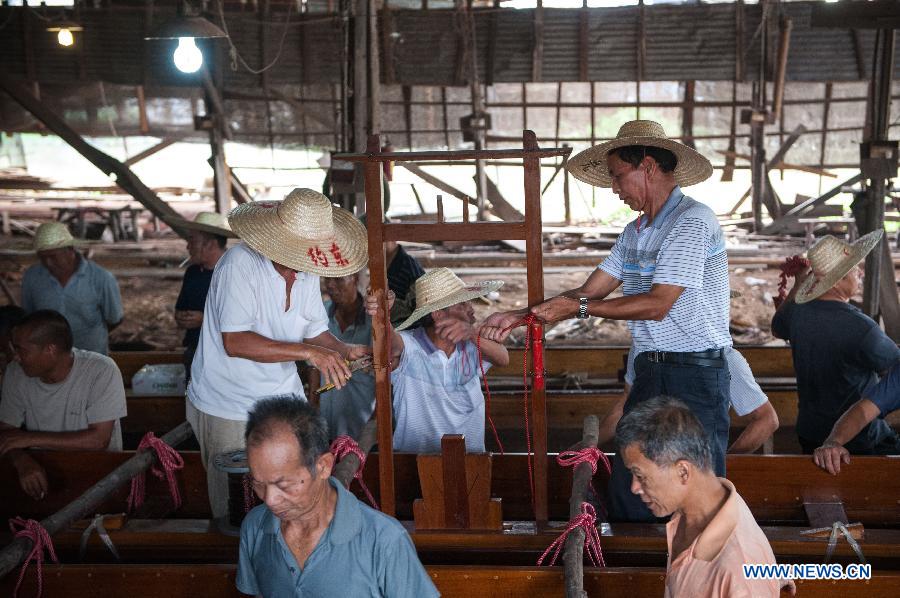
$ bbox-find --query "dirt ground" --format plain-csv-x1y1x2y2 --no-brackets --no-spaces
0,264,785,351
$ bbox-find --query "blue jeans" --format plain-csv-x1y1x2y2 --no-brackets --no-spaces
607,352,730,522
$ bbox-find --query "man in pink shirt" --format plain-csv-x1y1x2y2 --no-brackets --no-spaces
617,397,793,597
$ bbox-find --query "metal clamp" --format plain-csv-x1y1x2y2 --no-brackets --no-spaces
79,514,121,562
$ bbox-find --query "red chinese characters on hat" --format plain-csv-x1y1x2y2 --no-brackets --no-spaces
307,243,350,268
307,246,329,268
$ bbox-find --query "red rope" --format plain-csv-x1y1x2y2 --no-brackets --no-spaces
8,517,58,598
536,502,605,568
475,313,545,510
127,432,184,513
330,435,379,509
476,334,505,455
556,447,611,477
775,255,811,308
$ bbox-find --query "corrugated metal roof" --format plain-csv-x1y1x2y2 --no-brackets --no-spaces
3,3,899,89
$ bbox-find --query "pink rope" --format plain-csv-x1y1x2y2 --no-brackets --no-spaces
536,502,605,568
330,435,378,509
127,432,184,512
8,517,58,598
556,447,612,476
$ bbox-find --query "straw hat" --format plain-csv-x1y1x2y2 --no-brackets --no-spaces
228,188,367,277
395,268,503,331
566,120,713,188
33,222,77,253
168,211,236,238
795,230,883,304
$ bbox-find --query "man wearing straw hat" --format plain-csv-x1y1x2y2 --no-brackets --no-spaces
168,212,235,377
367,267,508,454
21,222,123,356
187,189,371,520
481,120,732,522
773,231,900,456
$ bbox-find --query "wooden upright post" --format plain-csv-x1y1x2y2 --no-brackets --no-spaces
523,130,548,526
363,135,396,517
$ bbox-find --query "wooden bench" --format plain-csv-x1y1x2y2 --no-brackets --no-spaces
5,452,900,528
110,346,797,388
2,563,895,597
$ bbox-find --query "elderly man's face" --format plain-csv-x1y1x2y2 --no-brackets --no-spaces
247,424,334,522
607,153,651,213
321,274,359,307
833,263,863,298
186,231,214,264
622,444,688,517
38,247,78,281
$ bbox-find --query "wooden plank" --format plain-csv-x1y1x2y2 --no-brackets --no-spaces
123,138,179,167
5,564,898,598
523,130,548,526
32,517,900,566
383,221,527,243
363,135,396,517
442,435,469,528
336,148,571,162
6,452,900,528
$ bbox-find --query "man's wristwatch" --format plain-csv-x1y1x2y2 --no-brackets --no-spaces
577,297,589,319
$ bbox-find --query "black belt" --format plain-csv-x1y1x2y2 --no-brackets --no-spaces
639,348,724,368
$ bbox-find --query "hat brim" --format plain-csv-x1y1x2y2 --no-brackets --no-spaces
168,216,237,238
795,230,883,304
33,238,80,253
228,201,368,277
566,136,713,188
395,280,504,331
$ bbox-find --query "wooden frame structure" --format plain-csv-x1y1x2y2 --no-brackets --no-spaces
335,131,571,523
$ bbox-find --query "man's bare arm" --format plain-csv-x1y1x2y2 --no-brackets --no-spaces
729,402,779,454
0,420,115,455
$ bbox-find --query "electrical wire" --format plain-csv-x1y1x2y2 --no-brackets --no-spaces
216,0,293,75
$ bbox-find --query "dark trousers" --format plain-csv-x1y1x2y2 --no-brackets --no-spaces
607,352,731,522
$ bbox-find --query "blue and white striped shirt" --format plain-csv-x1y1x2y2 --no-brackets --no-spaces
599,186,732,354
390,328,488,454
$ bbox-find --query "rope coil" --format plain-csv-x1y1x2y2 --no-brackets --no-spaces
8,517,58,598
330,435,378,509
127,432,184,513
536,502,605,568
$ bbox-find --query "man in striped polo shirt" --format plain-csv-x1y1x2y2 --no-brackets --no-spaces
481,120,732,522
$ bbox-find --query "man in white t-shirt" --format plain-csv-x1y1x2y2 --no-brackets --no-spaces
0,310,127,500
187,188,370,519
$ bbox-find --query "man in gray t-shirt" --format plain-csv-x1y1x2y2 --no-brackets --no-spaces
0,310,127,500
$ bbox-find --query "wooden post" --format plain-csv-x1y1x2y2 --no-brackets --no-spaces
562,415,599,598
523,130,548,526
441,435,469,529
332,419,378,489
0,422,193,579
362,135,396,517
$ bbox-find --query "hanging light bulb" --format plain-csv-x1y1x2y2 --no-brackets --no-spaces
57,28,75,47
47,21,82,48
173,37,203,73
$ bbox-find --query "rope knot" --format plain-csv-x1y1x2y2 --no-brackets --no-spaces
557,447,612,476
127,432,184,513
536,502,605,568
9,517,58,598
330,435,378,509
